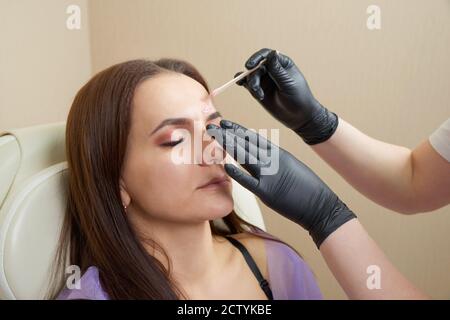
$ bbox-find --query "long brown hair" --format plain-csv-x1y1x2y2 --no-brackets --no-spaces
50,58,287,300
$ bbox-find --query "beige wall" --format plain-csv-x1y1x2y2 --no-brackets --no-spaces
2,0,449,298
0,0,91,131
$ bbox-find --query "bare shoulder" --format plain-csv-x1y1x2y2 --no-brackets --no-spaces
227,232,268,279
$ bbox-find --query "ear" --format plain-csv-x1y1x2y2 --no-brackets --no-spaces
119,178,131,208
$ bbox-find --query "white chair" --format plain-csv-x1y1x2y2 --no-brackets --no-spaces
0,122,265,299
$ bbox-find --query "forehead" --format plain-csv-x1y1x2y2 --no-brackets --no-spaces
132,72,211,121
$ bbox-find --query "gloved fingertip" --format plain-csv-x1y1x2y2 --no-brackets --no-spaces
233,70,251,87
206,124,220,130
265,51,288,80
267,49,278,62
246,60,256,69
236,78,246,86
247,85,263,101
224,163,238,176
257,88,265,100
206,124,221,140
247,75,257,88
220,119,233,129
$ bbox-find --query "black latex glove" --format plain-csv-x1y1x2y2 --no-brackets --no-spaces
206,120,356,248
237,48,338,145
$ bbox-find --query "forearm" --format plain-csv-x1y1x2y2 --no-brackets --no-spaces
311,119,418,213
319,219,427,299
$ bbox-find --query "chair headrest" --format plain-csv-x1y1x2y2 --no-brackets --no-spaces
0,163,67,299
0,122,66,207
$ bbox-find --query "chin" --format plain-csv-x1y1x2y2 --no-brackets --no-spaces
201,196,234,220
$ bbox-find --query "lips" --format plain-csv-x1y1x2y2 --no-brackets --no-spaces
198,174,231,189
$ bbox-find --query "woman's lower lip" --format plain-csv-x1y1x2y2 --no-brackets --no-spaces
199,180,231,190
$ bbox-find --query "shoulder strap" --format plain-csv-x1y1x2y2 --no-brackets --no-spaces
225,236,273,300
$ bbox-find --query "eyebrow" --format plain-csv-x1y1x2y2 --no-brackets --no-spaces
150,111,222,136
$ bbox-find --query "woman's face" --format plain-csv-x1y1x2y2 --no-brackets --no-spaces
120,72,233,224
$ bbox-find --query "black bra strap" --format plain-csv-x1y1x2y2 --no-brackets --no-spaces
225,236,274,300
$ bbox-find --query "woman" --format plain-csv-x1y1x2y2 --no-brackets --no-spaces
52,59,321,300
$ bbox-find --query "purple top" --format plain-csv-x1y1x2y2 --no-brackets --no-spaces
57,238,322,300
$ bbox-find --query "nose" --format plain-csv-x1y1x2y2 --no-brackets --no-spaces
197,124,227,166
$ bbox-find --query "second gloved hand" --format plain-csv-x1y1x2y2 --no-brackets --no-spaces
207,120,356,248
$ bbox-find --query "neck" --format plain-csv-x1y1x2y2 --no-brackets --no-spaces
128,213,228,287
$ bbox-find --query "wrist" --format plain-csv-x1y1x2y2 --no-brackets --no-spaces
309,199,357,249
293,103,339,145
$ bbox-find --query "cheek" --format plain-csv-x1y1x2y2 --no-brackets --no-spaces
150,161,193,192
122,149,234,222
124,143,191,187
123,152,195,211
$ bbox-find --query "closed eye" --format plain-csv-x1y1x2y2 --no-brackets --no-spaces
160,138,184,147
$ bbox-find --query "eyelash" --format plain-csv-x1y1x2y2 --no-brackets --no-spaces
159,118,219,147
161,138,184,147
